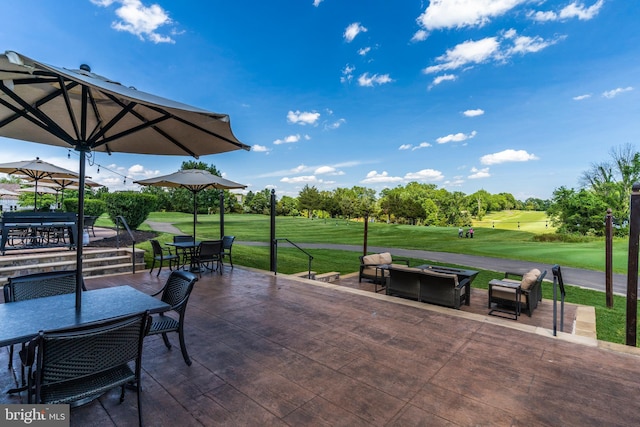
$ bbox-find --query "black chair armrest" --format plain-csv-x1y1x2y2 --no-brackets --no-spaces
394,258,410,266
457,277,471,289
504,271,525,280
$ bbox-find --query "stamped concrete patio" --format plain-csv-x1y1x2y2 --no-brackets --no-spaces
2,265,640,426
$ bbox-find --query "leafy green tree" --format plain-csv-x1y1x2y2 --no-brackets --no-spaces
547,186,609,235
297,185,322,218
276,195,299,216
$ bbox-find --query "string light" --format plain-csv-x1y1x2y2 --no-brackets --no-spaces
66,149,132,184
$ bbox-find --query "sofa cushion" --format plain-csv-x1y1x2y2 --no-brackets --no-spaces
521,268,541,290
362,254,381,265
379,252,392,264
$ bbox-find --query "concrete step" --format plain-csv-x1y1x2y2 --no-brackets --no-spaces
292,271,316,280
315,271,340,283
0,248,146,284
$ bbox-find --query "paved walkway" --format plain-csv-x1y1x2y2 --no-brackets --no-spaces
143,221,632,295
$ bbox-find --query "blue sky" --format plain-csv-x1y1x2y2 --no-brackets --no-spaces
1,0,639,200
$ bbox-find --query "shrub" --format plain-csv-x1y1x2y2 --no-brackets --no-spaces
62,198,106,217
104,192,157,230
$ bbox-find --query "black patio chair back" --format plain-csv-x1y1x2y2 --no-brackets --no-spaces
194,240,223,276
221,235,235,269
173,235,194,269
149,270,198,365
173,235,193,243
4,270,85,379
149,239,179,276
21,311,151,426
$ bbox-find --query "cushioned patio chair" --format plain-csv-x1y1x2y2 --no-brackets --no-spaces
221,235,235,269
488,268,547,319
358,252,410,293
149,239,179,276
20,311,151,426
148,270,198,366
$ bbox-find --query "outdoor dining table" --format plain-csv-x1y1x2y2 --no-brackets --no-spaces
166,240,201,272
0,285,170,348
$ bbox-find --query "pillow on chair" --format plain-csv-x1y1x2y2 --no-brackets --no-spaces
379,252,392,264
521,268,541,290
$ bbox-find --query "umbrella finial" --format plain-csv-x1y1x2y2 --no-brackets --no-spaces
80,64,91,72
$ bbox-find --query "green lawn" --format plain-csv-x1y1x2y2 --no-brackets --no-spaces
99,211,639,346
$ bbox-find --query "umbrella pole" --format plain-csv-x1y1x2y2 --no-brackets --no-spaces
219,191,224,239
34,179,38,211
193,190,197,241
75,150,87,312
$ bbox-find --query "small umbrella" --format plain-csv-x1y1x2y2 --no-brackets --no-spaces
19,176,102,207
0,158,79,210
0,51,250,310
135,169,246,240
18,185,58,194
0,188,18,197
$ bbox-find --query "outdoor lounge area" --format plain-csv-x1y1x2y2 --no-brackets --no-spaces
2,265,639,425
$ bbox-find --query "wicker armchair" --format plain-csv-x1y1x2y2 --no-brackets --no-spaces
20,311,151,426
192,240,223,276
149,239,179,276
148,270,198,365
4,270,85,390
221,235,236,269
488,269,547,319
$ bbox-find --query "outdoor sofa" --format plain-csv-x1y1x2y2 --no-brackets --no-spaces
386,265,470,309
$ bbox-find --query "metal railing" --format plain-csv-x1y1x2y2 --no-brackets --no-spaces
114,216,137,273
273,238,313,278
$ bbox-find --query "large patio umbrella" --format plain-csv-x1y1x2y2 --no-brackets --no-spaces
0,50,250,310
0,157,79,210
19,176,102,208
0,187,18,196
135,169,246,240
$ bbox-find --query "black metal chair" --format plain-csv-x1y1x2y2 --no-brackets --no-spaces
173,235,194,270
148,270,198,366
4,270,85,390
221,235,235,269
20,311,151,426
193,240,223,276
149,239,179,276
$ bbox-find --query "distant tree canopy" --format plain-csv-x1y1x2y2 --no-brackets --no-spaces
548,143,639,236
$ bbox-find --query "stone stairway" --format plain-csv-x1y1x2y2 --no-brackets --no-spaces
292,270,341,283
0,247,146,285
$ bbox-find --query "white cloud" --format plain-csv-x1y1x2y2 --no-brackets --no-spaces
252,144,270,152
411,30,429,43
315,166,335,175
423,30,562,79
127,163,159,178
468,167,490,179
417,0,526,30
91,0,176,43
344,22,367,43
358,47,371,56
399,144,412,150
463,109,485,117
341,64,355,83
360,171,404,184
312,0,324,7
357,73,393,87
530,0,604,22
325,118,346,130
413,142,432,151
281,175,319,184
287,110,320,125
602,87,633,99
423,37,500,74
436,130,477,144
273,134,302,145
573,94,592,101
480,149,538,165
404,169,444,182
431,74,457,87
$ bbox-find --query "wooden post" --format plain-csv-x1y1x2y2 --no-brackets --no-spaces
270,189,276,272
625,184,640,346
605,208,613,308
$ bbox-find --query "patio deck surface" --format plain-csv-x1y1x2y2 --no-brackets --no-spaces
2,266,640,426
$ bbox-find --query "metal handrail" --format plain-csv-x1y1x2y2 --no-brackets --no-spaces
114,215,137,273
273,238,313,278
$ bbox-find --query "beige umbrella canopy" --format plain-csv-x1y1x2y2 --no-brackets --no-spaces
0,157,79,210
0,187,18,196
0,50,250,309
135,169,246,240
17,185,58,194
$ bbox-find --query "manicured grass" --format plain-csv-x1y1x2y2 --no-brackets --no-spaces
105,211,639,346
